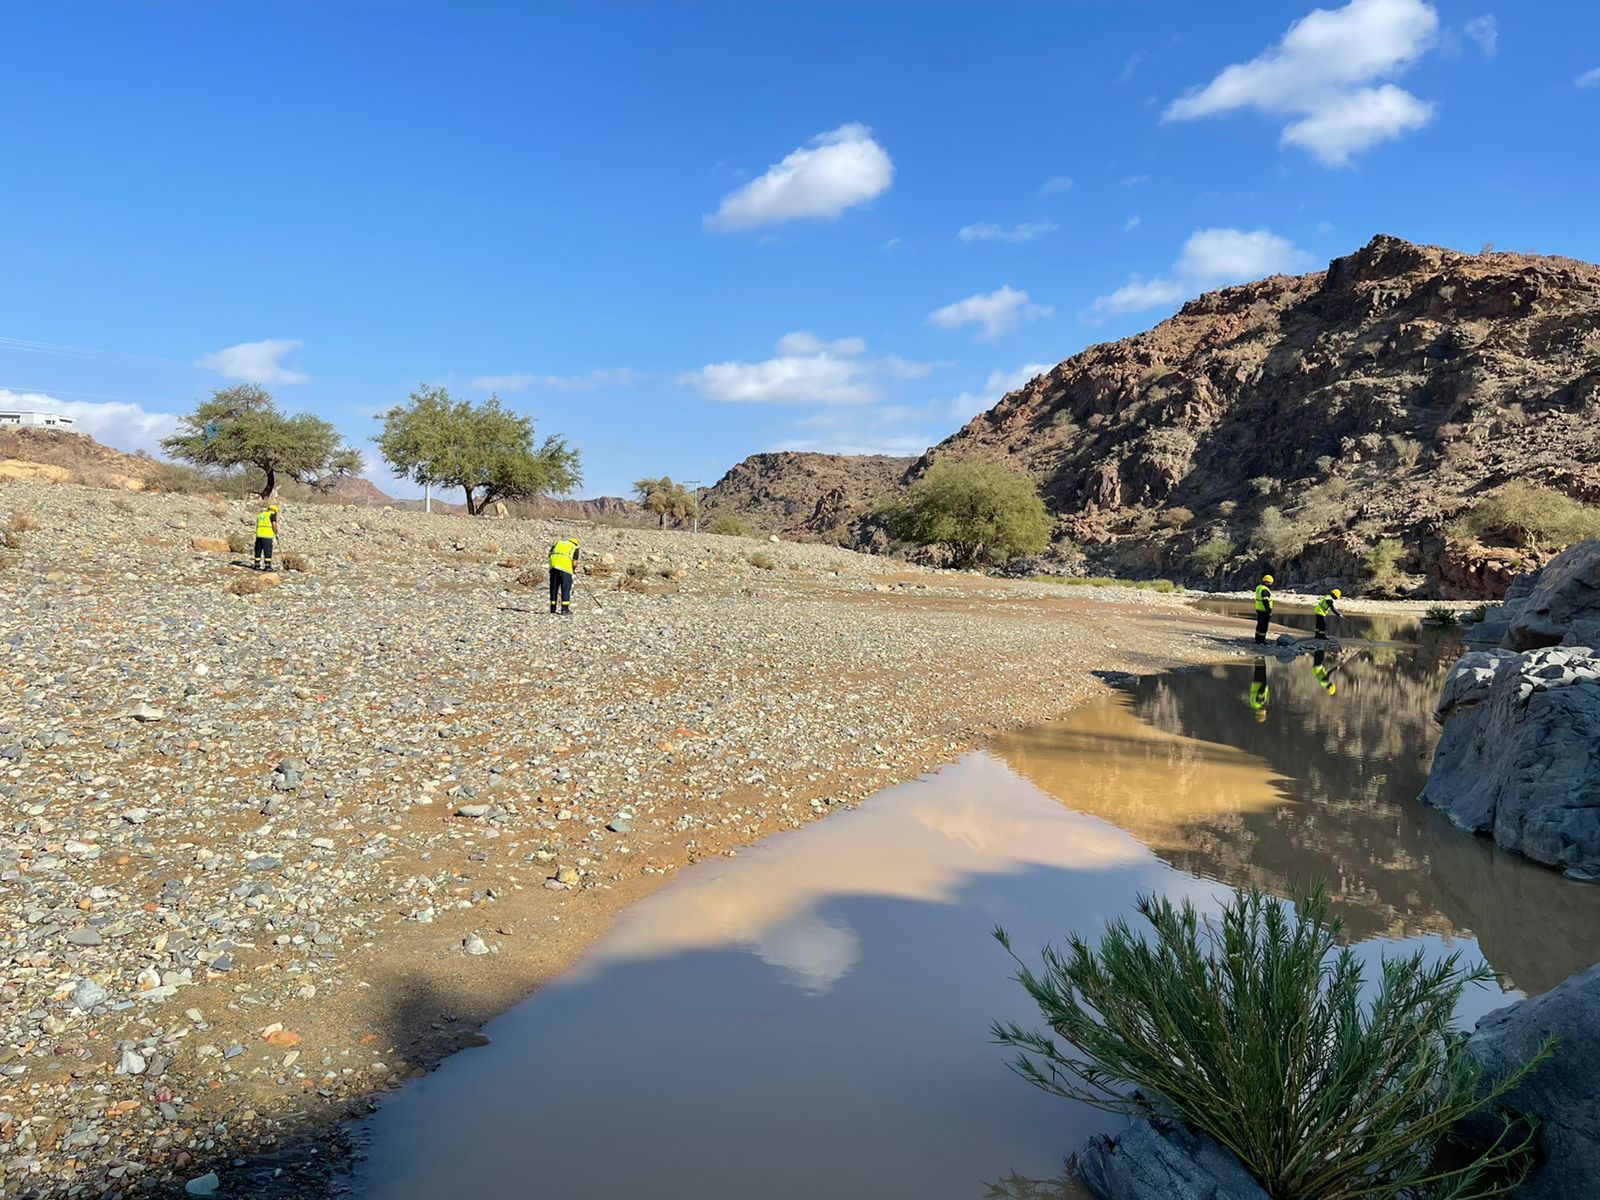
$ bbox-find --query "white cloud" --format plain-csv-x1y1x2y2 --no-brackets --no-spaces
1117,52,1143,84
1040,176,1074,194
1279,84,1434,163
958,220,1058,243
1463,15,1498,57
1164,0,1441,166
471,368,642,392
0,389,179,457
197,338,308,384
471,373,537,392
929,285,1053,341
705,123,893,232
1123,214,1142,232
947,363,1053,422
1577,67,1600,88
682,332,878,405
1092,227,1316,315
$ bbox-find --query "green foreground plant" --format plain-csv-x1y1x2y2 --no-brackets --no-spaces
993,885,1551,1200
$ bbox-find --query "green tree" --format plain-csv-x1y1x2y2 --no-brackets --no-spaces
707,515,752,537
161,384,360,498
885,460,1050,567
375,385,580,516
633,476,699,529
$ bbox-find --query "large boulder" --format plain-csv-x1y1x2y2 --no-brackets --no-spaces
1421,646,1600,878
1074,1117,1267,1200
1503,539,1600,651
1463,565,1546,646
1455,963,1600,1199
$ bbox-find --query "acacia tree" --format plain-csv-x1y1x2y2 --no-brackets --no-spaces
632,476,699,529
885,459,1051,567
162,384,361,498
376,385,581,515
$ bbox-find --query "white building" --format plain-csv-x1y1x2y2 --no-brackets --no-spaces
0,410,76,429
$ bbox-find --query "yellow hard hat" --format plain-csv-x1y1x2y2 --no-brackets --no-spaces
268,505,280,514
571,536,580,545
1331,587,1342,598
1254,708,1268,723
1263,574,1274,584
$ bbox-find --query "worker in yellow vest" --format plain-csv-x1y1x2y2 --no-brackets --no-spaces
1248,659,1270,723
1314,588,1342,638
1253,574,1274,644
253,505,280,570
548,535,580,616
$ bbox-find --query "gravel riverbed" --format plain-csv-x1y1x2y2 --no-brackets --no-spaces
0,481,1241,1198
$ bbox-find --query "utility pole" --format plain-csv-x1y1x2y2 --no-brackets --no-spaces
684,479,701,534
424,481,432,514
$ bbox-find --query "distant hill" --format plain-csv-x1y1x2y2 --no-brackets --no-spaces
700,236,1600,596
699,451,916,542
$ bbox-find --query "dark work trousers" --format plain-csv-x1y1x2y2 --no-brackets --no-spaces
1254,610,1271,643
253,536,274,569
1315,614,1328,637
549,568,573,614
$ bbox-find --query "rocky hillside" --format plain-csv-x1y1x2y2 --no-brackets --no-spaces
926,235,1600,596
700,450,914,539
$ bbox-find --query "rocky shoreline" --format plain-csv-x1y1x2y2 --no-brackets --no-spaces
0,481,1242,1198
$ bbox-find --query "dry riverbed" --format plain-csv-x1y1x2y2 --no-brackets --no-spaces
0,482,1241,1198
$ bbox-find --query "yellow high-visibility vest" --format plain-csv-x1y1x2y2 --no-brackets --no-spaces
549,539,577,573
1249,682,1269,709
1253,584,1272,612
256,510,276,538
1315,594,1335,616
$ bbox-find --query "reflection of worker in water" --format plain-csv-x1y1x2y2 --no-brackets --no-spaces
1311,648,1338,696
1253,575,1274,644
1248,659,1271,722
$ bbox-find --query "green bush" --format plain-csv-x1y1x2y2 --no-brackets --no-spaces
707,515,751,537
1364,537,1406,592
1426,604,1460,625
1188,535,1234,577
1249,476,1279,496
1448,482,1600,551
747,550,777,570
994,883,1549,1200
1249,506,1306,559
884,460,1051,569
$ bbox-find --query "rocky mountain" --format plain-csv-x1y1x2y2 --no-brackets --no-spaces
700,450,915,539
926,235,1600,595
702,236,1600,597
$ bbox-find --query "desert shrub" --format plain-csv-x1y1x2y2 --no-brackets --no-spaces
279,552,309,572
1,531,22,551
227,531,253,555
883,460,1051,569
111,495,135,513
1364,537,1406,591
1249,476,1279,496
993,883,1548,1200
146,462,220,494
515,567,548,589
1160,506,1193,530
1386,433,1422,467
7,509,40,534
1216,499,1238,517
708,515,752,537
226,574,269,597
1448,482,1600,551
1426,604,1461,625
1188,535,1234,577
1315,454,1335,475
1249,507,1305,559
747,551,777,570
624,561,650,580
618,575,649,593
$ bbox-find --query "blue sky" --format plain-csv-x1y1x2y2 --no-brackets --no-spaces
3,1,1597,499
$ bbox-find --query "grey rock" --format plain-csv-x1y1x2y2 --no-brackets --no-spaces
607,820,633,834
185,1172,221,1196
463,934,490,955
1503,539,1600,651
70,978,108,1010
456,804,491,819
65,928,103,947
116,1049,147,1076
1075,1116,1268,1200
1455,962,1600,1199
1421,644,1600,875
127,702,165,722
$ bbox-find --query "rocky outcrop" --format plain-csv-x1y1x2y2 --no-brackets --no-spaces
1503,539,1600,650
699,451,915,540
1455,963,1600,1199
1074,1118,1266,1200
1422,540,1600,878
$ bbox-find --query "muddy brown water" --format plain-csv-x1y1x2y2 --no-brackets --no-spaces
350,614,1600,1199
